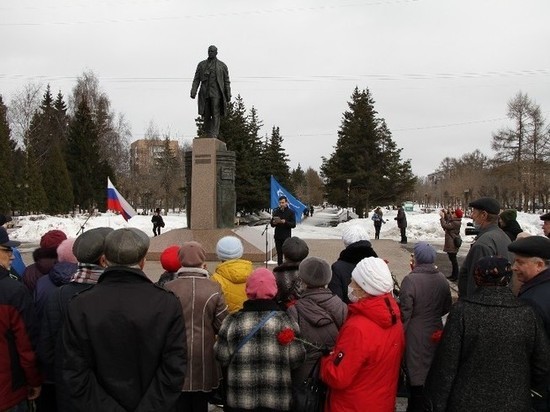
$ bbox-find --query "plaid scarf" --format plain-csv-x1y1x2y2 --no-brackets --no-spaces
70,263,104,284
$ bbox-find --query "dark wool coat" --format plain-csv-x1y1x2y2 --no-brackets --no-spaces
271,206,296,240
440,217,462,253
0,267,42,411
215,299,306,411
329,240,378,304
165,267,228,392
501,219,523,241
396,207,407,228
286,288,348,384
425,287,550,412
519,267,550,337
22,247,57,293
62,266,187,411
458,224,512,298
400,264,452,386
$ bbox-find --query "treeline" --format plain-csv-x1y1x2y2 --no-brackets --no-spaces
415,92,550,212
0,72,424,217
0,71,130,215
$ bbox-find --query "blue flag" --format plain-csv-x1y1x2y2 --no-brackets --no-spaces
270,175,307,223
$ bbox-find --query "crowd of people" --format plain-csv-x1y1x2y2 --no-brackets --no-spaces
2,197,550,412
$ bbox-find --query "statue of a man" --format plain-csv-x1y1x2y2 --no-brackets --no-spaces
190,45,231,138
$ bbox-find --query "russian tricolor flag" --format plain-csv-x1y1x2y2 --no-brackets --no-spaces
107,177,137,221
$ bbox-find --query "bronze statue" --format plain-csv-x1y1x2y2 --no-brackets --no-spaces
190,45,231,138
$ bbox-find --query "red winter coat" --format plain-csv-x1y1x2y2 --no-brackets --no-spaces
321,293,405,412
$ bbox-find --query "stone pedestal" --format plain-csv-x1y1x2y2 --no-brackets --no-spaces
185,138,236,229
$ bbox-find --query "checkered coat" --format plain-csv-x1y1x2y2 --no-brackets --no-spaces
215,299,306,411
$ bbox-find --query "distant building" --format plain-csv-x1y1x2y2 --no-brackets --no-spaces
130,139,180,176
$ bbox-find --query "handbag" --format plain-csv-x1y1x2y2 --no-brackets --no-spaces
453,235,462,248
208,311,277,406
292,357,327,412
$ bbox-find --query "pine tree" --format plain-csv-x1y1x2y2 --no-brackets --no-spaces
24,151,48,214
0,95,15,213
220,96,265,212
66,100,103,211
321,87,416,216
42,143,73,214
264,126,290,188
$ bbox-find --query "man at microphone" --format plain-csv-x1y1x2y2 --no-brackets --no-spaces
271,196,296,266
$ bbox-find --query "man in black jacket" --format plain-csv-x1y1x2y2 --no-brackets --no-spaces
271,196,296,265
62,228,187,411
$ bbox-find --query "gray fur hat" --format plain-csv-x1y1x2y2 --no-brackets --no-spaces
298,256,332,287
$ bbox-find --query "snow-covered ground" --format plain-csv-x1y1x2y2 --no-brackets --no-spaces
7,205,546,247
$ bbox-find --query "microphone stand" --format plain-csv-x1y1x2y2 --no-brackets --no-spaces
261,222,269,268
76,212,93,236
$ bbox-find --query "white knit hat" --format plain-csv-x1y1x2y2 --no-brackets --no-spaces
216,236,244,260
342,224,370,246
352,257,393,296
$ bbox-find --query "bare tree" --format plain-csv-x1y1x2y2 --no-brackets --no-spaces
8,82,42,148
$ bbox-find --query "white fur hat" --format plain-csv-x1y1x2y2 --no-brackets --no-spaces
352,257,393,296
342,224,370,246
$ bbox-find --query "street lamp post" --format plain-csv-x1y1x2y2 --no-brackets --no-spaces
346,179,352,221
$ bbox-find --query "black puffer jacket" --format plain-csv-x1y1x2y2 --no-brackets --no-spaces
329,240,378,303
425,287,550,412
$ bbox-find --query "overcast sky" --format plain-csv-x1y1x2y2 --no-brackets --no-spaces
2,0,550,177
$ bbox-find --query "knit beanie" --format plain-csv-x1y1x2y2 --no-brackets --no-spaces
160,245,182,273
298,257,332,287
474,256,512,287
499,209,517,224
414,241,436,264
342,224,369,246
282,237,309,262
216,236,244,260
56,238,78,264
454,208,464,218
351,257,394,296
246,268,278,300
40,230,67,250
178,241,206,268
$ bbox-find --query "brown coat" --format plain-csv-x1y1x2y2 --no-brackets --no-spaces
440,217,462,253
165,267,228,392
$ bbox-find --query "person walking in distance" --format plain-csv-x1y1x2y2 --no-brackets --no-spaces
371,207,386,240
271,196,296,266
395,204,408,244
151,208,165,237
439,208,463,281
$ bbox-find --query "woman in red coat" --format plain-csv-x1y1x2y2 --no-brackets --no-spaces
321,257,405,412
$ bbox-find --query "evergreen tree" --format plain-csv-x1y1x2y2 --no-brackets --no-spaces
66,100,103,211
0,95,15,213
321,87,415,216
289,164,306,200
220,96,265,212
24,151,48,214
264,126,290,189
42,143,73,214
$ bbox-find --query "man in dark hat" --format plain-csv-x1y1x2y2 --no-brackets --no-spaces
62,228,187,411
540,212,550,238
458,197,512,298
509,235,550,410
0,227,42,411
509,236,550,335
